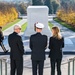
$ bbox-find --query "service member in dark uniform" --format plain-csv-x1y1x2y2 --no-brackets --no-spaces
48,26,64,75
0,26,8,53
30,23,47,75
8,25,24,75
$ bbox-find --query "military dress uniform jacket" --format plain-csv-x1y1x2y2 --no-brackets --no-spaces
30,33,47,60
8,32,24,60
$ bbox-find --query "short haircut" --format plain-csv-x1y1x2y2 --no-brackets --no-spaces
14,25,21,30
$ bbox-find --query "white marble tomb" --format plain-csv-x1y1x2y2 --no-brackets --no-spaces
24,6,51,37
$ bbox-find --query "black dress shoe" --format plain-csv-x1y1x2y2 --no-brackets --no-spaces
4,50,8,53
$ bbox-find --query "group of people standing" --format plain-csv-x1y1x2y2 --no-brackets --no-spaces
30,23,64,75
0,22,64,75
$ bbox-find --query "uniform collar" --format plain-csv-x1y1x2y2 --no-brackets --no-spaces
36,32,42,35
13,32,18,35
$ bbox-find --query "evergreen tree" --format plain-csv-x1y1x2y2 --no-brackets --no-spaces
52,1,59,14
32,0,43,5
44,0,53,14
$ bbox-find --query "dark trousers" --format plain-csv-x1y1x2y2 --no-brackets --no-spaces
10,58,23,75
0,42,7,52
50,58,62,75
32,60,44,75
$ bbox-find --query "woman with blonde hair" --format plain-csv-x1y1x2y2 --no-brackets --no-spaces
48,26,64,75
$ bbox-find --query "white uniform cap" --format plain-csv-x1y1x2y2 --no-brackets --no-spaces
36,23,44,29
14,24,21,29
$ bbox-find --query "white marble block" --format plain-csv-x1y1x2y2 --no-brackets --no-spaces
24,6,51,37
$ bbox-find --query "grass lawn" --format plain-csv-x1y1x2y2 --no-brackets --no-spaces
21,22,54,32
54,17,75,32
48,22,54,30
21,22,27,32
2,19,21,31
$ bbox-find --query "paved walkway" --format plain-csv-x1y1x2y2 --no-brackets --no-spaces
3,19,27,35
